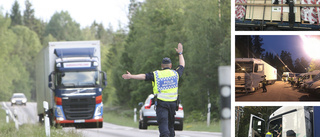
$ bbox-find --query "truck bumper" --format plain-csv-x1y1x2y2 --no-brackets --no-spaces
55,118,103,124
235,85,254,92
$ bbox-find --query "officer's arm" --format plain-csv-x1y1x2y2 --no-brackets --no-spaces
122,71,146,80
175,43,185,67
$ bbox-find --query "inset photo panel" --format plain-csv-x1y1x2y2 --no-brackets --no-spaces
235,35,320,101
235,0,320,31
235,106,320,137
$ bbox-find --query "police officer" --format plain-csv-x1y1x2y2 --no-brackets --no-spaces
122,43,185,137
275,123,282,137
262,76,267,92
265,130,273,137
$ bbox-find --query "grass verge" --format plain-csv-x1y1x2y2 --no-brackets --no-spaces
103,108,221,132
0,109,83,137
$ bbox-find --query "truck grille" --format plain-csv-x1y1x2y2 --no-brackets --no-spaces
235,76,245,85
62,96,96,120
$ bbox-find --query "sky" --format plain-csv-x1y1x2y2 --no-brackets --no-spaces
260,35,313,62
0,0,133,30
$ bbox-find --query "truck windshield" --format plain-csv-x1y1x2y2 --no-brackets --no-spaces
56,71,99,87
235,62,253,73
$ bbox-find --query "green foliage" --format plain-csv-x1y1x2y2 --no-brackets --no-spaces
308,59,320,72
10,0,22,26
109,0,230,122
45,11,83,41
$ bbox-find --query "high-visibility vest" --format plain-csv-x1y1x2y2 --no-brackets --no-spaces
152,69,179,101
266,132,273,137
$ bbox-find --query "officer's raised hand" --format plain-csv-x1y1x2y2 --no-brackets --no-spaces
175,43,183,54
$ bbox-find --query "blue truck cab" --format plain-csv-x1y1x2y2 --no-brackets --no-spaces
36,41,106,128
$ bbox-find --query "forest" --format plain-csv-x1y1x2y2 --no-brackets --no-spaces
0,0,230,122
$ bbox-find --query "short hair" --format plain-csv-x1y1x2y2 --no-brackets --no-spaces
161,63,172,68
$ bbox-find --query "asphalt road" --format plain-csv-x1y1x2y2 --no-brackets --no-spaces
236,81,320,101
1,102,222,137
65,123,221,137
2,102,38,125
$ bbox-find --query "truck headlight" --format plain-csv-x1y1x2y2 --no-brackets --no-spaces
11,100,16,103
56,107,63,117
56,63,61,67
94,104,103,118
93,62,99,67
56,117,64,121
22,99,27,103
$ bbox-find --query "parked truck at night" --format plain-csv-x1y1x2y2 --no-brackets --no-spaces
235,58,277,93
36,41,107,128
248,106,320,137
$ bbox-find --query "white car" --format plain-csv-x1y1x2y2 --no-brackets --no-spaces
11,93,27,106
138,94,184,130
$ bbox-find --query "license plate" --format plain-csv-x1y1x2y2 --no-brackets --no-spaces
74,120,85,123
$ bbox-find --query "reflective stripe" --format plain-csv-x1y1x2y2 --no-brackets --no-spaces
157,94,177,100
158,92,178,96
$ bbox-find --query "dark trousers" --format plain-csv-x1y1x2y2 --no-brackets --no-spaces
262,84,267,92
156,100,176,137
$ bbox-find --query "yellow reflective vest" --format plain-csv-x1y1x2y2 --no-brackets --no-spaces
152,69,179,101
265,131,273,137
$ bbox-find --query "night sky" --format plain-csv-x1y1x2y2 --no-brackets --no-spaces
260,35,312,62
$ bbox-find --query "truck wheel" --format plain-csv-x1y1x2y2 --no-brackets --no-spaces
38,114,44,123
139,118,148,129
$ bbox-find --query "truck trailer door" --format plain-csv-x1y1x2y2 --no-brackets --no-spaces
248,114,265,137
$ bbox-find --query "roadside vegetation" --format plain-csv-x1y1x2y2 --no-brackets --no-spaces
0,109,82,137
103,107,220,132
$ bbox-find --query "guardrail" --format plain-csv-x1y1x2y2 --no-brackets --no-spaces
2,102,20,130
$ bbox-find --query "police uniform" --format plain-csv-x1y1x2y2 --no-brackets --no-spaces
266,131,273,137
262,78,267,92
145,58,184,137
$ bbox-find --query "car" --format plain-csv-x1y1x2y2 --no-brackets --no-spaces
11,93,27,106
138,94,184,131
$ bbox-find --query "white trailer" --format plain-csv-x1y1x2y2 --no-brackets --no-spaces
235,58,277,92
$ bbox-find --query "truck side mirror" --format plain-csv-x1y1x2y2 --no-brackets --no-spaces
48,72,55,91
100,71,107,86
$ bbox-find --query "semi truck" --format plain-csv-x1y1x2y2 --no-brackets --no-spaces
248,106,320,137
36,41,107,128
235,58,277,93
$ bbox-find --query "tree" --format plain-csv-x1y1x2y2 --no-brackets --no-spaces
252,35,264,58
235,35,254,58
23,0,35,29
10,0,22,26
280,50,294,72
45,11,83,41
309,59,320,72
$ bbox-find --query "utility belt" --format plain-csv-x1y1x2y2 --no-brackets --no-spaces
152,94,180,111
